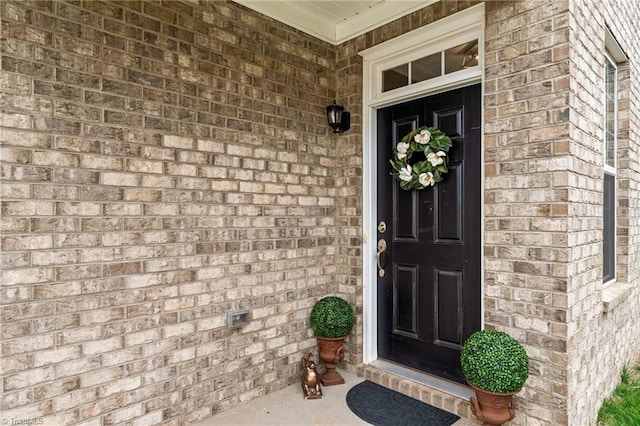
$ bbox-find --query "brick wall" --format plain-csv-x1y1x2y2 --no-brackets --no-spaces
484,0,640,425
484,1,573,423
567,0,640,424
0,1,340,424
2,0,640,425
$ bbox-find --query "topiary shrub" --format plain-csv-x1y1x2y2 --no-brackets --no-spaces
460,330,529,393
310,296,355,338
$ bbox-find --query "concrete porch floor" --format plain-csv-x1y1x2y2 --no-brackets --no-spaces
193,371,476,426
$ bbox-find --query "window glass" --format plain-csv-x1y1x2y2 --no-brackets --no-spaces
381,39,480,93
382,64,408,92
603,172,615,282
605,57,616,168
603,54,617,283
412,53,441,83
445,40,478,74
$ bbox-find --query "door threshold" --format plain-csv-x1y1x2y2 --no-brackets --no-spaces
369,359,474,400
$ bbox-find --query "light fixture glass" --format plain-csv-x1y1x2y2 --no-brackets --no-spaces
326,100,350,133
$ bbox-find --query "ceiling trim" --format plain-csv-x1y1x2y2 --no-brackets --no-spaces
335,0,437,45
236,1,336,43
235,1,435,45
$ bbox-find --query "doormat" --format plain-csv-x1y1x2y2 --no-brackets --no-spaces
346,380,460,426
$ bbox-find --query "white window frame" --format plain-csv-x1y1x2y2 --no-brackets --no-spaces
361,4,484,108
602,26,626,286
603,52,616,286
603,52,617,177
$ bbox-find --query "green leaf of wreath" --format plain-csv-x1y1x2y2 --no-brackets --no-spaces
389,126,453,191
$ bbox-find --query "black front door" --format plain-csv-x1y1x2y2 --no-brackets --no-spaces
376,84,481,383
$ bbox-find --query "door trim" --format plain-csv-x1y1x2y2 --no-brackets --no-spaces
359,3,486,365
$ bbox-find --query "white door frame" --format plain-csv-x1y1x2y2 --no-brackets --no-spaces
359,3,485,364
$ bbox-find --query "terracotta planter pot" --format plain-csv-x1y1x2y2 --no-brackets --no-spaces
468,382,517,426
316,336,346,386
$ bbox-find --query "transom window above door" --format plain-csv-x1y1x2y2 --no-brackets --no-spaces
360,4,484,106
383,39,479,92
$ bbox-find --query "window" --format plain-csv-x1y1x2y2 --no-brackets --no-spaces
602,27,626,285
603,53,616,284
361,4,484,105
382,39,479,92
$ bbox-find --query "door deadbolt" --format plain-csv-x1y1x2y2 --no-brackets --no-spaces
377,221,387,233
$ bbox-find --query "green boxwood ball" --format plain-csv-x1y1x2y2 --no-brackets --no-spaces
310,296,355,338
460,330,529,393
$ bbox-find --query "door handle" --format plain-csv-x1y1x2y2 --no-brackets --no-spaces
376,238,387,277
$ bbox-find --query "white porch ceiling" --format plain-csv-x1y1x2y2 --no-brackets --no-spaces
234,0,435,45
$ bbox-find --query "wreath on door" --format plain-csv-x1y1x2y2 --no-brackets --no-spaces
389,126,453,190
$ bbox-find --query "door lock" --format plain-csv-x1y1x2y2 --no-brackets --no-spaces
377,221,387,233
376,238,387,278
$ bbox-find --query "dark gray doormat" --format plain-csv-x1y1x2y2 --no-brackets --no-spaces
346,380,460,426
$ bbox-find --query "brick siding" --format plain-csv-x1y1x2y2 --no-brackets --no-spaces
483,0,640,424
566,0,640,424
2,0,640,425
1,1,339,424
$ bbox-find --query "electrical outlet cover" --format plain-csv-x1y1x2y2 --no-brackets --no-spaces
228,310,250,328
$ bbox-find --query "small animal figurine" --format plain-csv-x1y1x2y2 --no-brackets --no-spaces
301,352,323,399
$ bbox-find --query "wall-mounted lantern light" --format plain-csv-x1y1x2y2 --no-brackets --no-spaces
326,100,350,133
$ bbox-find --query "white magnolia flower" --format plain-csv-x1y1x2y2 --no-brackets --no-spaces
398,165,413,182
427,150,446,167
419,172,435,187
414,129,431,144
396,142,410,160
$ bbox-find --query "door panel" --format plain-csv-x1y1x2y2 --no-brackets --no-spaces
435,268,463,347
434,165,463,242
394,264,418,338
394,188,418,240
376,84,481,384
